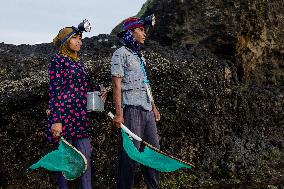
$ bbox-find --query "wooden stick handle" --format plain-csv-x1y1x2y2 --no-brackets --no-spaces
108,112,194,168
142,141,195,168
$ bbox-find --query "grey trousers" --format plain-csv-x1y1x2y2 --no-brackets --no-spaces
56,138,92,189
117,106,160,189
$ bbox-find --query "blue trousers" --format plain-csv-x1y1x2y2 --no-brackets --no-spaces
56,138,92,189
117,106,160,189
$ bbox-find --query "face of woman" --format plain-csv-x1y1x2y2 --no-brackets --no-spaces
68,35,82,52
132,27,146,44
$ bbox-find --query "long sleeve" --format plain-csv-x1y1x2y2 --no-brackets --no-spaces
48,56,63,124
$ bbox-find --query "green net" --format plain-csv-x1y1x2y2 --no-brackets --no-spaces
121,129,192,172
29,138,87,180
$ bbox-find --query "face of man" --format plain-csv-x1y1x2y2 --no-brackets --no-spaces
132,27,146,44
68,34,82,52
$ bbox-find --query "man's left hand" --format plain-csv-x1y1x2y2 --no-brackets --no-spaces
153,107,160,122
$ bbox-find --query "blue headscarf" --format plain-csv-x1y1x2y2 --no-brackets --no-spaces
122,30,142,56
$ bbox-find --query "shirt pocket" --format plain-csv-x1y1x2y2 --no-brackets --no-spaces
126,55,140,71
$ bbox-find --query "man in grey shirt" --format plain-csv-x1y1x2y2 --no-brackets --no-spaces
111,16,161,189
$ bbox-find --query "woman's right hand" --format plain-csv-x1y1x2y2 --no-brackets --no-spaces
51,123,62,137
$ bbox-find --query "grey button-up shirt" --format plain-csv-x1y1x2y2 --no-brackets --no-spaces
111,46,152,111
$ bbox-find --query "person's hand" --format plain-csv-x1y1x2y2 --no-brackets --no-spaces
153,107,161,122
100,87,109,103
51,123,62,137
113,114,124,128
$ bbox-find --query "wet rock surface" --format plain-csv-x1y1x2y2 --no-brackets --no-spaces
136,0,284,86
1,1,284,188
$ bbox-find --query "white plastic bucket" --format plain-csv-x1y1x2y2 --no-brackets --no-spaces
86,91,104,112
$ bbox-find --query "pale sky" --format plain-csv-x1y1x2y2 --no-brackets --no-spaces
0,0,147,45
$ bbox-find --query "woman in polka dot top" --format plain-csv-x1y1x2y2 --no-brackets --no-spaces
46,23,106,188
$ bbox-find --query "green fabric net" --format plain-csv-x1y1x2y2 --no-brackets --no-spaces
121,129,192,172
29,138,87,180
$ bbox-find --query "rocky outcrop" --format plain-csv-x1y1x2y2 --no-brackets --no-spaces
0,1,283,188
138,0,284,86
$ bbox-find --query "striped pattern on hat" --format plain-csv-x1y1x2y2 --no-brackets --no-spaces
122,17,144,31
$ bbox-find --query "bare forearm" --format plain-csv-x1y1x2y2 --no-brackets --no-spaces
151,101,156,110
114,90,123,115
112,77,123,116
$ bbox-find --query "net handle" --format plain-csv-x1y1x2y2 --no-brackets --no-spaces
108,112,195,168
108,112,142,142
